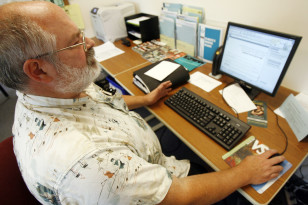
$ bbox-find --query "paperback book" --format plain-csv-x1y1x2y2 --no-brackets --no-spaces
247,101,268,128
222,136,292,194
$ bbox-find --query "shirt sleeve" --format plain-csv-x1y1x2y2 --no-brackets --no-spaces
57,148,173,205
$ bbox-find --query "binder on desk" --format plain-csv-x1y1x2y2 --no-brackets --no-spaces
133,59,190,94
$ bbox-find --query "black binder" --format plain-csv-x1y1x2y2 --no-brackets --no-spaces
133,59,190,94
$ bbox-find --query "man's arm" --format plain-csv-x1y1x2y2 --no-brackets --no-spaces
122,81,172,110
159,150,285,205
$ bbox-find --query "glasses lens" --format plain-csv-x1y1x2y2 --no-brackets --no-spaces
82,31,87,52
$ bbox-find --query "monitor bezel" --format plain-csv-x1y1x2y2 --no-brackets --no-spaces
218,22,302,97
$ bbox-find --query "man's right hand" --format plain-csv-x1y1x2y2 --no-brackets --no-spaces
238,149,285,185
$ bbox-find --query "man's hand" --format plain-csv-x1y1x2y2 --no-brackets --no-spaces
122,81,172,110
237,149,285,185
145,81,172,106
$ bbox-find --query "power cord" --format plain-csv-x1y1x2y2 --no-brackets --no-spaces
267,105,289,155
222,82,289,155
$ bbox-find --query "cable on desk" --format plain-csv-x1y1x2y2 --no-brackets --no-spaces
221,81,239,119
268,105,289,155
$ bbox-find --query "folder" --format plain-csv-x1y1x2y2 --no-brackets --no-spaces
175,18,198,56
133,59,190,94
159,16,176,49
198,24,224,63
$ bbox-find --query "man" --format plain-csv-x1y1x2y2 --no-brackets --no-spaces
0,1,285,205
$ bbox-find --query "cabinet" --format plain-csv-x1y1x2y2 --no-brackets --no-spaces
125,13,159,42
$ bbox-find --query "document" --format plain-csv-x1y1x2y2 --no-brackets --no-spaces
144,61,180,81
182,5,204,23
93,41,124,62
220,83,257,113
279,94,308,141
176,18,197,56
159,16,176,49
162,3,183,13
274,92,308,117
189,72,221,92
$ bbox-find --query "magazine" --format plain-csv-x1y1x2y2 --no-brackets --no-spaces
222,136,292,194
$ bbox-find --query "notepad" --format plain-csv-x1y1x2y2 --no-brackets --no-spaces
144,61,180,81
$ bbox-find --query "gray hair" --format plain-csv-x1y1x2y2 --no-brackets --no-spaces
0,14,58,91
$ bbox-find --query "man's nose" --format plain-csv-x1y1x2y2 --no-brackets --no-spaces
85,37,95,50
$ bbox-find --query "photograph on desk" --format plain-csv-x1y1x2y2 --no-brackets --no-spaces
222,136,292,194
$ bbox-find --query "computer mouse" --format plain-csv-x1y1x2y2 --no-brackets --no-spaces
269,153,283,166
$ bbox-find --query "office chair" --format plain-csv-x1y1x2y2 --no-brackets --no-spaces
0,84,9,97
0,136,40,204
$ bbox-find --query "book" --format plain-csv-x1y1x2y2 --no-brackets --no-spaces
198,24,224,63
222,136,292,194
133,59,190,94
247,101,268,128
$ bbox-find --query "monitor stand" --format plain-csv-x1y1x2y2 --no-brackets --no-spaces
238,82,260,100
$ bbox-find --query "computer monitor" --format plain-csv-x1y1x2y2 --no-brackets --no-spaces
218,22,302,99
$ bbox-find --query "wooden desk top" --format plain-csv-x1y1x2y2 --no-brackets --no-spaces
115,62,308,205
92,38,148,77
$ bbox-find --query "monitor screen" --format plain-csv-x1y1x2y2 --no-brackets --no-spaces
219,22,301,99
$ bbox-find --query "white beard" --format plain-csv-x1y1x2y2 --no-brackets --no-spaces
54,60,101,94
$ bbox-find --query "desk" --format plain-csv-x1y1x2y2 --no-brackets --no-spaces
93,38,148,77
99,40,308,205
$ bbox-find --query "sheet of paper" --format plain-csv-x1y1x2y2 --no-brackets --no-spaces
144,61,180,81
279,94,308,141
189,71,221,92
274,92,308,118
93,41,124,62
126,16,150,26
220,83,257,113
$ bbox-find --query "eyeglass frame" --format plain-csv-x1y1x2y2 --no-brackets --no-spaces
34,30,87,59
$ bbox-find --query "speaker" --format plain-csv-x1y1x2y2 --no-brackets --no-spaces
212,46,223,76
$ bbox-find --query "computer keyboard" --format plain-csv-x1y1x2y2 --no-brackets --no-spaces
164,87,251,150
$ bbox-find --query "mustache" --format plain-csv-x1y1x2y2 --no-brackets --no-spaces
86,47,96,66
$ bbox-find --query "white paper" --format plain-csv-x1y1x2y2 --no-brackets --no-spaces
189,72,222,92
144,61,180,81
127,16,150,26
274,92,308,118
279,94,308,141
93,41,124,62
220,83,257,113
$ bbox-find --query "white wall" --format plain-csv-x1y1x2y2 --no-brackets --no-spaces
70,0,308,94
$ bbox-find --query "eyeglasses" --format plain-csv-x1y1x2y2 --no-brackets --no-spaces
34,31,87,59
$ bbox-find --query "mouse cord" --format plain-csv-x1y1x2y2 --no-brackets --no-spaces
221,81,239,119
268,105,289,155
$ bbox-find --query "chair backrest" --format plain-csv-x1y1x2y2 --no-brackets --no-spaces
0,136,40,204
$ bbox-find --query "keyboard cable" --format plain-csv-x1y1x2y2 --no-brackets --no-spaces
222,82,288,155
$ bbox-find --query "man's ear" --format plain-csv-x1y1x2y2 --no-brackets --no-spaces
23,59,53,83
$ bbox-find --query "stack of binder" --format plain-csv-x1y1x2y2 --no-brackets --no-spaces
133,59,190,94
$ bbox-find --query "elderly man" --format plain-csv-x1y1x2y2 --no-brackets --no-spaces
0,1,285,205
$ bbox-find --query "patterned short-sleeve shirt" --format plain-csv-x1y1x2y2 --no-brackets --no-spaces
13,83,190,205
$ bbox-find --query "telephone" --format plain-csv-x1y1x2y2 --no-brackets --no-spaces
212,45,223,76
